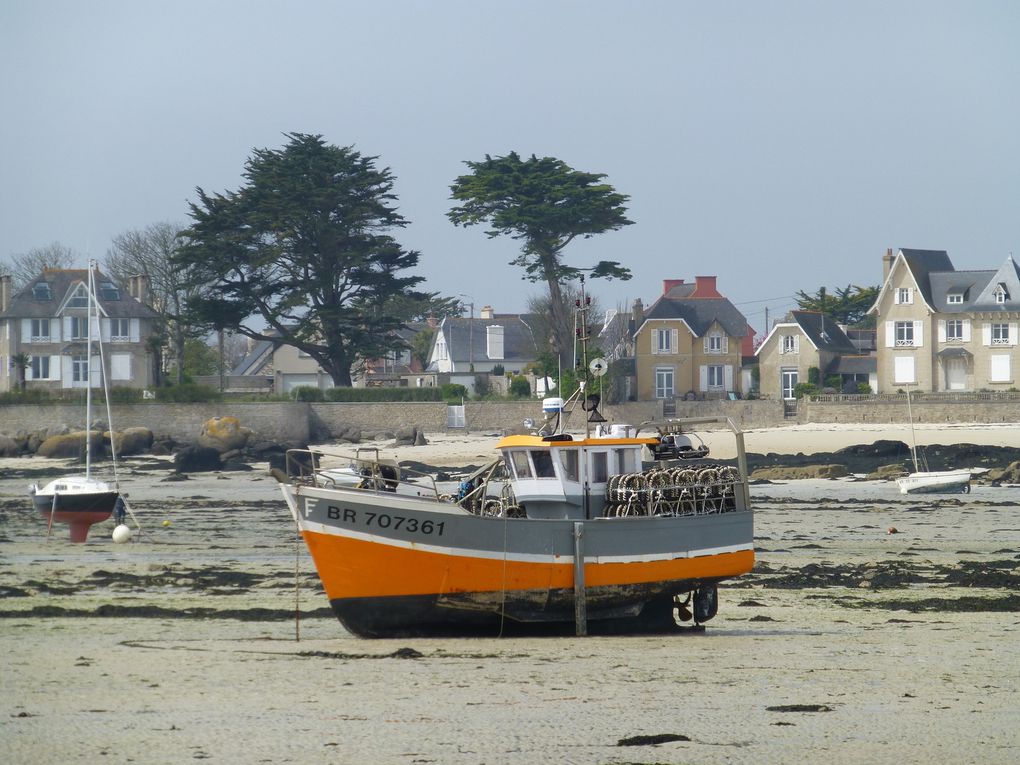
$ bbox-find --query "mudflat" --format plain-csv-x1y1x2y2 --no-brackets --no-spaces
1,446,1019,764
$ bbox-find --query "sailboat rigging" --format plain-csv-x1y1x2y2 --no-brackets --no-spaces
896,390,971,494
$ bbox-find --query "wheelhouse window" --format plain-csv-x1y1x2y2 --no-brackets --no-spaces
531,450,556,478
591,452,608,484
509,451,532,479
559,450,579,482
615,448,633,474
946,320,964,341
895,321,915,346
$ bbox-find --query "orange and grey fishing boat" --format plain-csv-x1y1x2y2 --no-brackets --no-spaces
280,396,754,637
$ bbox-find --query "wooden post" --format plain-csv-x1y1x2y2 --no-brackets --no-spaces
573,522,587,636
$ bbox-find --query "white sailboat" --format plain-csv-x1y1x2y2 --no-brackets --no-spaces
28,261,123,541
896,391,971,494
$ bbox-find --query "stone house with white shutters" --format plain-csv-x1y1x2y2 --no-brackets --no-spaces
869,248,1020,392
0,267,158,392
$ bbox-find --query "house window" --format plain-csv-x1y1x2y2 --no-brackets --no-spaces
32,283,52,300
706,365,725,389
31,318,51,342
70,317,89,340
654,367,674,399
781,335,797,354
947,293,963,304
110,318,130,341
994,285,1009,304
67,284,89,308
706,333,725,353
29,356,50,380
896,288,913,304
946,320,964,342
895,321,915,346
72,355,90,383
991,323,1011,345
99,282,120,300
654,329,673,354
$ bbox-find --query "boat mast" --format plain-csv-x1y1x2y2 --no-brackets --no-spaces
906,389,919,473
575,274,593,439
85,260,96,480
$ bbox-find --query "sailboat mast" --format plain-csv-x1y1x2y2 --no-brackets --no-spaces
906,389,919,472
85,261,96,480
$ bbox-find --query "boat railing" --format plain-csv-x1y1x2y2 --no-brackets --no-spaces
284,448,443,501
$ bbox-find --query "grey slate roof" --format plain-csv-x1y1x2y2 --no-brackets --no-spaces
971,257,1020,310
231,338,275,375
928,270,996,312
791,311,859,354
899,249,954,308
643,296,747,338
0,268,157,320
440,314,541,365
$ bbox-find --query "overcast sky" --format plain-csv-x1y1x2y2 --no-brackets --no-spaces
2,1,1018,332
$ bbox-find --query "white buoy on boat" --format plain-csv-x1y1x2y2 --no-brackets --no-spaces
112,524,133,543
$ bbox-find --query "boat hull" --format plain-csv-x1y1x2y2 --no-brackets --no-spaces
896,470,971,495
32,490,118,542
284,484,754,637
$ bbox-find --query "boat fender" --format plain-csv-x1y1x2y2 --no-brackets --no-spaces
693,584,718,624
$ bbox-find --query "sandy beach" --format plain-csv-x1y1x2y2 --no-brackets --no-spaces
2,422,1019,764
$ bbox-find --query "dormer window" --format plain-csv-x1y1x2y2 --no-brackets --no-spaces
994,284,1009,304
947,293,963,304
99,281,120,300
32,282,52,300
67,284,89,308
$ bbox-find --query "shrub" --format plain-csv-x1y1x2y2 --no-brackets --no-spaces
491,364,505,376
441,383,468,402
106,386,144,404
291,385,325,402
509,376,532,397
323,386,444,402
856,383,872,394
0,388,54,405
793,382,818,399
473,374,491,398
807,367,821,386
155,383,221,403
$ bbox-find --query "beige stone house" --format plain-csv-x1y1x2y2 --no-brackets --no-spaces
633,277,754,400
755,310,873,399
869,248,1020,392
0,268,157,392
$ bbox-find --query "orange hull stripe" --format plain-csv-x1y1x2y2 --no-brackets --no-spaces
304,531,754,600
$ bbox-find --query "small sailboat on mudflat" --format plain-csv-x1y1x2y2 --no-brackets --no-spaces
896,391,971,495
29,261,122,542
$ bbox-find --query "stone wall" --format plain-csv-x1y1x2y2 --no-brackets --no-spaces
801,393,1020,424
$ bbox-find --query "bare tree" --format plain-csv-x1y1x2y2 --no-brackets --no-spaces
104,222,205,384
3,242,78,288
526,285,604,368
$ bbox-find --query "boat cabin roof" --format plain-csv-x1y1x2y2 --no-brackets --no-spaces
495,434,659,450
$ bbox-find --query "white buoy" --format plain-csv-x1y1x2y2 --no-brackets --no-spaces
112,524,133,543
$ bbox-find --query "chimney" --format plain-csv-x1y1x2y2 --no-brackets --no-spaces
632,298,644,325
691,275,721,298
0,274,10,313
883,248,895,281
662,278,685,295
479,305,494,319
128,274,150,304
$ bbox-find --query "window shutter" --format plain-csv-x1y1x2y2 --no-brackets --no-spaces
938,320,946,343
793,335,800,353
651,330,657,355
894,290,901,305
51,319,61,342
50,355,62,382
112,354,132,380
722,335,729,353
991,355,1011,382
60,356,72,387
962,320,972,342
100,319,111,342
724,365,733,390
703,335,710,353
885,321,895,348
1010,323,1018,345
64,316,73,339
699,365,708,391
913,320,923,347
894,356,915,384
983,323,992,346
671,329,677,354
21,319,31,343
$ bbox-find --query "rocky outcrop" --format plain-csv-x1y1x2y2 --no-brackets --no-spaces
197,416,252,453
0,434,20,457
111,427,154,456
750,464,849,480
392,426,428,447
174,445,223,473
36,430,105,459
